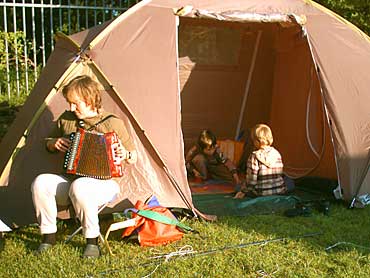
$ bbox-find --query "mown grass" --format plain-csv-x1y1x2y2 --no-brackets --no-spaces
1,202,370,278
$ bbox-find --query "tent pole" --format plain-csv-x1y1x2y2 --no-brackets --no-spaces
171,14,199,217
235,30,262,140
163,166,198,218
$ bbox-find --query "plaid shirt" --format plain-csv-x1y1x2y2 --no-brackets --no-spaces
245,146,286,196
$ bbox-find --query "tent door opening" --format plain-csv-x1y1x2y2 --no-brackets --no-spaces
178,17,337,181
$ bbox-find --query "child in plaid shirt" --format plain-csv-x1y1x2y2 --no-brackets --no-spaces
234,124,286,198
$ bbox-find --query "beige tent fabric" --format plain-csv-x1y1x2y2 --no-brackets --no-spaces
1,0,370,226
305,12,370,199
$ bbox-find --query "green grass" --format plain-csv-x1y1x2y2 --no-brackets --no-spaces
1,203,370,278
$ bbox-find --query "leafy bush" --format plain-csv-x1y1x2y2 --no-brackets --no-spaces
315,0,370,35
0,30,41,104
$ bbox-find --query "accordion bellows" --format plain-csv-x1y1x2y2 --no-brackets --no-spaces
63,128,124,179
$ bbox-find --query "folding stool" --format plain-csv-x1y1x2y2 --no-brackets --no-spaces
64,194,118,245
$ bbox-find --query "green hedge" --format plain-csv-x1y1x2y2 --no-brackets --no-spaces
315,0,370,35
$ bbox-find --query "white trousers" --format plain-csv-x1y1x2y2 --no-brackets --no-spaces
31,173,119,238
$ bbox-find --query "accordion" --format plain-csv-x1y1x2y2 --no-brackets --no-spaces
63,128,124,179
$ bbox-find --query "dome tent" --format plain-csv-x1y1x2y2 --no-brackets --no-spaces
0,0,369,226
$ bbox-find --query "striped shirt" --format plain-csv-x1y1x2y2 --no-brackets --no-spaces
185,144,237,175
245,146,286,196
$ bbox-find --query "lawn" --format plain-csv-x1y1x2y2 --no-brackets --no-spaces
1,200,370,278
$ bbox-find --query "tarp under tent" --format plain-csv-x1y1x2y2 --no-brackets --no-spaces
0,0,370,226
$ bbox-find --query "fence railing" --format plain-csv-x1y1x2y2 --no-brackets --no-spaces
0,0,139,101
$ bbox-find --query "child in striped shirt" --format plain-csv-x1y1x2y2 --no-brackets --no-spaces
186,129,240,185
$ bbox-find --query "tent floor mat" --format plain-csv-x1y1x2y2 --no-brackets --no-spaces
192,193,301,216
191,177,337,216
190,179,235,195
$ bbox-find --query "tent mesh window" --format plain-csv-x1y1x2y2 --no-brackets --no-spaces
179,24,242,67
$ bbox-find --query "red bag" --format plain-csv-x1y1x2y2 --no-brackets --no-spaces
122,200,186,247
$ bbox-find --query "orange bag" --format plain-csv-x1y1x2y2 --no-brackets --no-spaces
122,199,191,247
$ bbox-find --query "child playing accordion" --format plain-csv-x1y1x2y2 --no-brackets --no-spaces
31,75,137,258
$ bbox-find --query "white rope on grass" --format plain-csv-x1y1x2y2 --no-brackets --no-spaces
149,245,196,261
325,241,370,251
141,263,161,278
141,245,196,278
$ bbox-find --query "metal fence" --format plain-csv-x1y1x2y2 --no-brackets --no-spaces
0,0,139,100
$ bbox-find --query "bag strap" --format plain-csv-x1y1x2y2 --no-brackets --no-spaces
86,115,115,131
137,209,194,233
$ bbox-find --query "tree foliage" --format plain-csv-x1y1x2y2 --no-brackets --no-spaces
315,0,370,35
0,30,39,99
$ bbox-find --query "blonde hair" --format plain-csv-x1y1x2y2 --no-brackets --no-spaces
62,75,102,110
251,124,273,148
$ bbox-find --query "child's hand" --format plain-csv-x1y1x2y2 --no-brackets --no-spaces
192,169,202,178
47,137,70,152
112,140,127,165
233,191,246,199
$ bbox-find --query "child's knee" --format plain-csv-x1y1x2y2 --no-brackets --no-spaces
69,179,88,200
31,174,53,195
192,154,207,165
